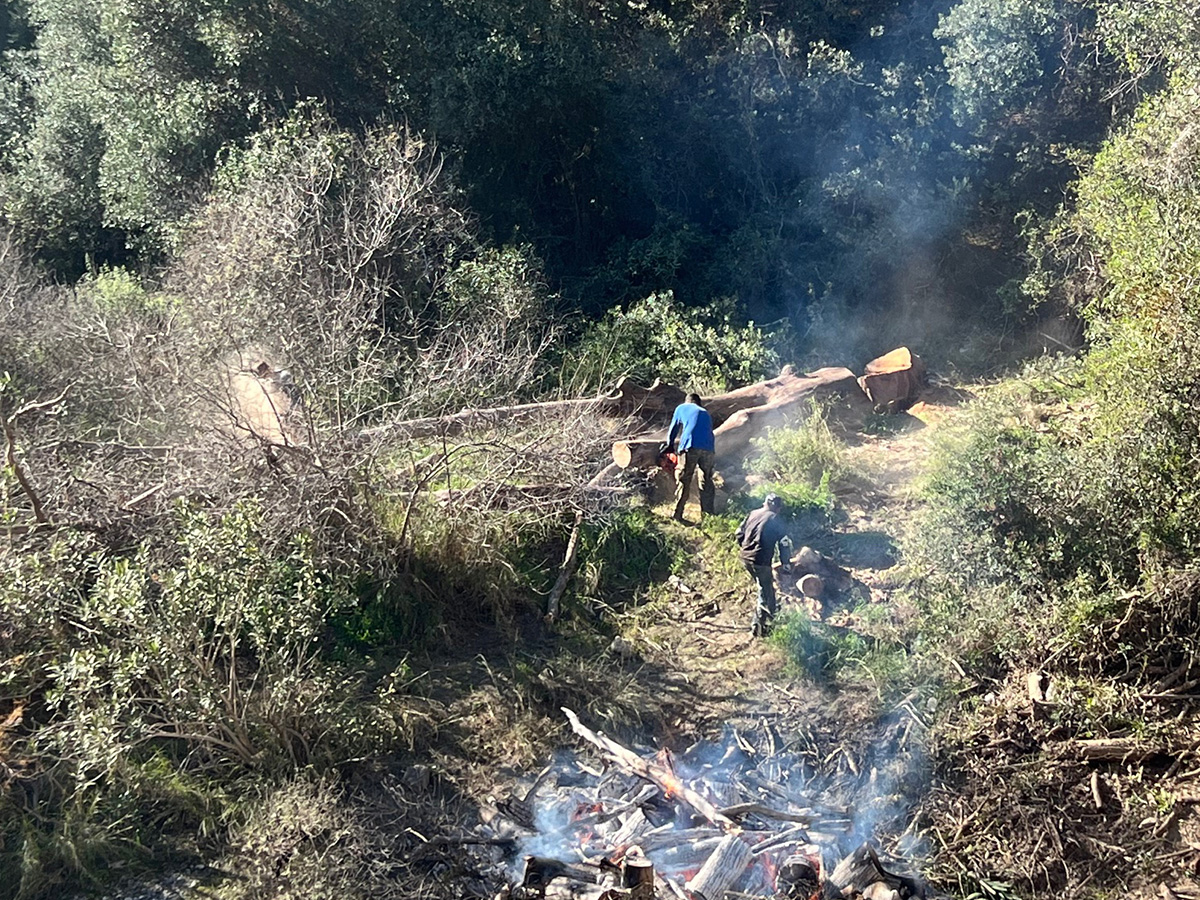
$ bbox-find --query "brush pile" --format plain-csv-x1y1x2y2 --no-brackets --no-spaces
474,710,927,900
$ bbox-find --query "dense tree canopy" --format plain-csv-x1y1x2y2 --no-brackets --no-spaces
0,0,1125,348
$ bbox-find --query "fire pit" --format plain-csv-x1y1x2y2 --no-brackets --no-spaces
482,709,928,900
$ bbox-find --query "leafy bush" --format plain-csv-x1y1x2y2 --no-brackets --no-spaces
0,503,422,897
747,402,844,490
562,292,779,395
770,609,909,701
738,403,843,521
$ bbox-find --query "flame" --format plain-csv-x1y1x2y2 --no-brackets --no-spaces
659,769,686,799
761,852,779,889
570,801,605,821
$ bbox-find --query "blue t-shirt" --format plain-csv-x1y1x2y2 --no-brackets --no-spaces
668,403,715,452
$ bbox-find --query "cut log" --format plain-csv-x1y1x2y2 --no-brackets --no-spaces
612,439,667,470
685,834,753,900
622,858,655,900
710,367,864,460
776,852,821,899
858,347,926,411
798,574,824,599
828,845,923,899
521,855,602,893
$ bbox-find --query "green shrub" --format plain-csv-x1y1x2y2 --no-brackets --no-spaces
574,508,685,612
0,502,421,897
747,402,844,490
770,609,908,701
562,292,778,395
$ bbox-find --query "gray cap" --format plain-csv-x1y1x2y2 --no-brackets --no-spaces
764,493,783,510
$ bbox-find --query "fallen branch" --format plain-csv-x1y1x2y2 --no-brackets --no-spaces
546,510,584,624
718,802,812,824
1072,738,1174,762
562,707,739,832
363,377,685,441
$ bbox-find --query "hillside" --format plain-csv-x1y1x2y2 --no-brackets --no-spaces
399,375,1200,900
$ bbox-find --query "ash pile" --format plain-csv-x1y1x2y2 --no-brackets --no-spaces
479,709,928,900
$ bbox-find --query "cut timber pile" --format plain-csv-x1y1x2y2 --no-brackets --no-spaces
610,349,927,475
472,710,925,900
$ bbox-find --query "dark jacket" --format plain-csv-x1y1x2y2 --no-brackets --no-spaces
736,507,788,566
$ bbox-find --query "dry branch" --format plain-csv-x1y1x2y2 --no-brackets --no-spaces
1072,738,1173,762
433,483,627,510
561,708,739,831
545,510,584,624
364,377,684,441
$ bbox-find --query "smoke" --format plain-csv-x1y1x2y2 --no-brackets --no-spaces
504,715,931,889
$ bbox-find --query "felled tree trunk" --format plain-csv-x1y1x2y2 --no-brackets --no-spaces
363,376,685,441
610,366,864,471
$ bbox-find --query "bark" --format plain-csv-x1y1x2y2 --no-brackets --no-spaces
1073,738,1171,761
858,347,927,411
710,366,863,460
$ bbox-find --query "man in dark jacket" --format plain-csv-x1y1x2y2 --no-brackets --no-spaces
667,393,715,523
736,494,791,636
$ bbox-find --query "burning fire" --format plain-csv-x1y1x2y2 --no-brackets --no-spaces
490,710,928,899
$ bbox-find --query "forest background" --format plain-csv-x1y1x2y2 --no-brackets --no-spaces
3,0,1200,897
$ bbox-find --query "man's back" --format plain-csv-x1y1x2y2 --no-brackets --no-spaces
669,402,715,452
737,507,786,565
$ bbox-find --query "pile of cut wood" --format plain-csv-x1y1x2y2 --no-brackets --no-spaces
483,710,926,900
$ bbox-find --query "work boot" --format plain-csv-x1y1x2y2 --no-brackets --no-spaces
751,614,773,638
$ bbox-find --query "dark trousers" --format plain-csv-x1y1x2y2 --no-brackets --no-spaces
745,561,776,635
674,448,715,519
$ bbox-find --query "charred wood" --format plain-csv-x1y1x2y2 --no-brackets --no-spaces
685,834,753,900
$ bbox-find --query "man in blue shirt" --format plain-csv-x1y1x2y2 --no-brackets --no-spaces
667,392,716,523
